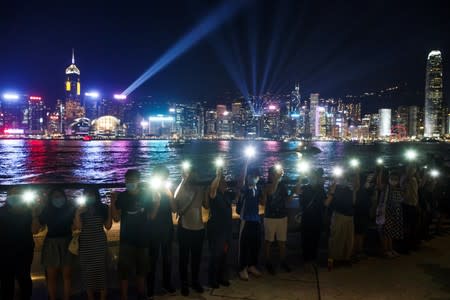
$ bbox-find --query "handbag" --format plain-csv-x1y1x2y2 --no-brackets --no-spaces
68,231,80,256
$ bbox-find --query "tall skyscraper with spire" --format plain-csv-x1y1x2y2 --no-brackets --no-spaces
424,50,444,137
64,49,85,134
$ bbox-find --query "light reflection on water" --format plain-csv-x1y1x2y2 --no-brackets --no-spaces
0,139,448,185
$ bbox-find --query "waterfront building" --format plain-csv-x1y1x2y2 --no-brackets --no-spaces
28,96,45,135
0,93,28,134
378,108,392,139
424,50,444,137
309,93,319,136
64,49,85,133
148,115,175,137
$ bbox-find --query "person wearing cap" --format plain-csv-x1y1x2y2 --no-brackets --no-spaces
261,164,299,275
236,164,263,281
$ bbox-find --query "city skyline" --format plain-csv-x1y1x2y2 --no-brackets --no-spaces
1,0,449,110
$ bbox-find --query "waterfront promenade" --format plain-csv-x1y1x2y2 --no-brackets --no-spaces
26,219,450,300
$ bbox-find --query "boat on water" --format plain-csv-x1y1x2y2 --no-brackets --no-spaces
295,141,321,155
166,139,189,148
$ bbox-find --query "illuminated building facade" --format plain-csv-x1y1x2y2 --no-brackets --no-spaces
64,49,85,133
205,110,217,136
424,50,444,137
1,94,28,133
175,103,204,138
378,108,392,139
407,106,419,137
309,93,319,136
28,96,45,134
148,115,174,137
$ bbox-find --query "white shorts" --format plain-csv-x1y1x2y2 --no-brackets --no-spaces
264,217,288,242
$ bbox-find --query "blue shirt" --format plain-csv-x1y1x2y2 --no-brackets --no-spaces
237,187,261,222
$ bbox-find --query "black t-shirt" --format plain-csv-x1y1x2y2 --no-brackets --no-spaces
331,185,354,216
116,190,151,247
301,184,326,226
265,181,289,218
208,191,233,236
148,192,173,240
354,188,372,216
0,206,35,254
39,204,75,238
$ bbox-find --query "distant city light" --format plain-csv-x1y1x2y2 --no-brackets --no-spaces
376,158,384,165
169,108,176,113
290,113,300,118
85,92,100,98
4,129,24,134
148,116,175,122
29,96,42,101
113,94,126,100
3,93,19,100
140,121,149,128
268,105,277,110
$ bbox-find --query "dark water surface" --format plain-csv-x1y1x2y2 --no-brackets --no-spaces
0,139,448,185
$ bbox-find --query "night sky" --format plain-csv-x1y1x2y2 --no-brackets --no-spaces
1,0,449,111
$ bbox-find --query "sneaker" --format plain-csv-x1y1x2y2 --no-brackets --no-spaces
281,261,292,273
219,280,230,287
163,285,176,294
266,262,276,275
239,268,249,281
383,251,395,259
248,266,262,277
191,282,204,293
181,284,189,297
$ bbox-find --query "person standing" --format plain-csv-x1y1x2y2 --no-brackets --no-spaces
73,188,112,300
39,188,75,300
146,166,176,299
174,165,207,297
299,169,332,269
206,165,233,288
401,164,419,252
327,173,354,270
377,171,403,258
0,187,41,300
111,169,153,300
353,173,375,260
236,167,263,281
261,165,298,275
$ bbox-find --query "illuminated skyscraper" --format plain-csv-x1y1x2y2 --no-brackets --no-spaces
28,96,45,134
290,83,301,114
424,50,444,137
64,49,85,133
378,108,391,139
309,93,319,137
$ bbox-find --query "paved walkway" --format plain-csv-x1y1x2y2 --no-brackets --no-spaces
27,229,450,300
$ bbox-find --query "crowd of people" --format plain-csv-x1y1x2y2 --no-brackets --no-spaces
0,153,449,300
